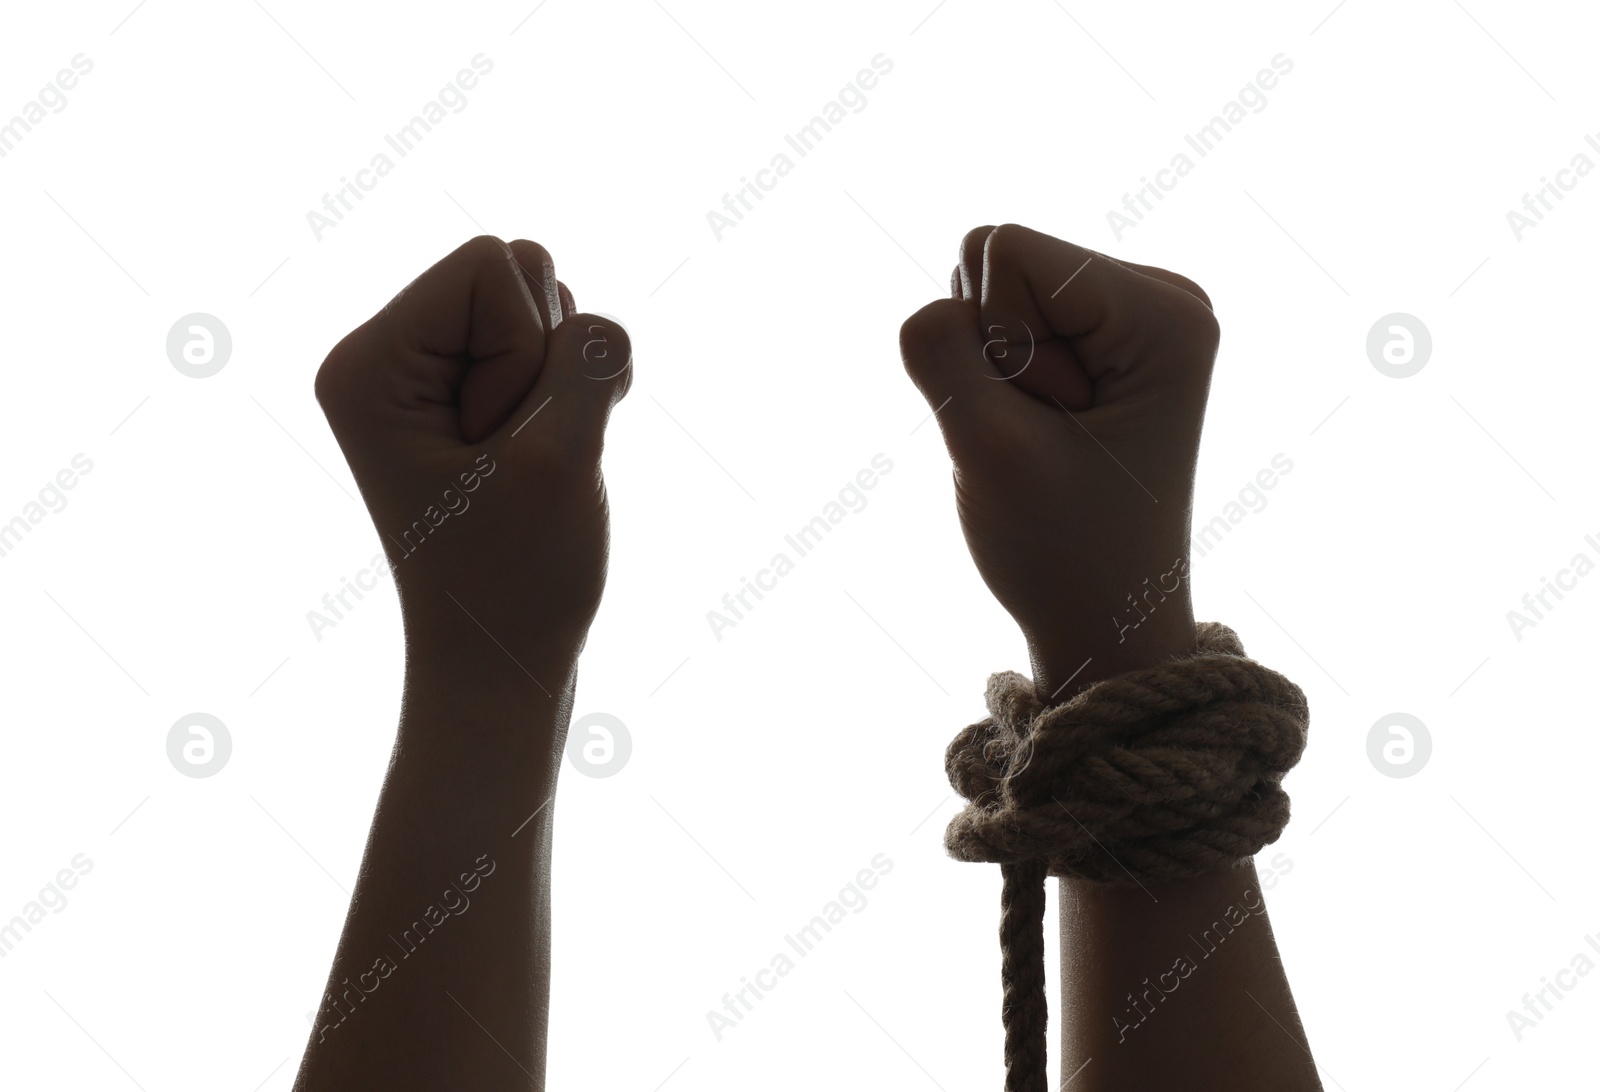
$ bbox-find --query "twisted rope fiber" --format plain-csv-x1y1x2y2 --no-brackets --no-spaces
944,622,1310,1092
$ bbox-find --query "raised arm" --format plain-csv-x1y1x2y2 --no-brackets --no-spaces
292,235,631,1091
899,224,1320,1089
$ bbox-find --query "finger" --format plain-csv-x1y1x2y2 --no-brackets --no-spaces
957,224,994,304
499,313,632,463
978,224,1168,409
899,298,1002,463
376,235,541,358
458,239,569,441
949,264,961,300
507,239,564,331
557,280,577,320
434,242,553,444
968,223,1095,409
1108,257,1213,311
325,235,545,442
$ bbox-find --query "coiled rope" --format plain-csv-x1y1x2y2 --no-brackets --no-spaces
944,622,1310,1092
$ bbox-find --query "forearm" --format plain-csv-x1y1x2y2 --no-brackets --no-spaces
293,650,577,1091
1057,865,1319,1088
1030,626,1320,1089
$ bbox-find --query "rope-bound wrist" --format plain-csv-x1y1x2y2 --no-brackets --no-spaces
943,621,1310,1092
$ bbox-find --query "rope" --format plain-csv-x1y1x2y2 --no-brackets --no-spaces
944,622,1310,1091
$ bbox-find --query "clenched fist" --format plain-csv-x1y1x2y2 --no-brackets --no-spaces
314,235,632,681
900,224,1220,700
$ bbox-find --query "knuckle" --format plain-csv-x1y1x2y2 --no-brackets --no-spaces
1170,288,1221,342
508,238,555,277
462,233,511,260
1153,288,1222,357
899,298,972,360
312,341,359,415
959,223,997,255
983,222,1031,265
1167,272,1214,311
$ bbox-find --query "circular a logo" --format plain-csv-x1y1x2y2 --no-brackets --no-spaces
167,712,232,777
1367,712,1430,778
564,712,631,778
1366,313,1431,379
167,313,233,378
982,320,1036,381
582,312,632,381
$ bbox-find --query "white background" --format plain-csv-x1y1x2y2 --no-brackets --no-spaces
1,1,1596,1089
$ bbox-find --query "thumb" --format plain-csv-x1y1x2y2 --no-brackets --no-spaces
495,312,633,463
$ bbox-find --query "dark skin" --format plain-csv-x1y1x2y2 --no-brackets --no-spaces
293,235,628,1091
289,225,1318,1089
1059,867,1316,1084
901,223,1321,1088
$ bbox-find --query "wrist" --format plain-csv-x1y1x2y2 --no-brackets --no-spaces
402,642,581,719
1025,605,1198,706
393,650,578,823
